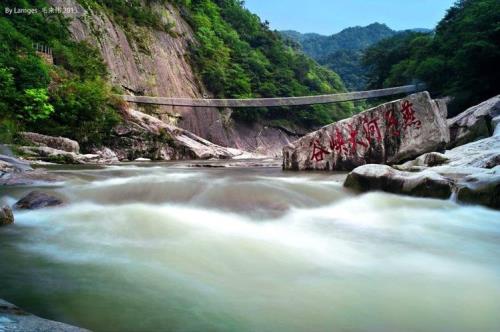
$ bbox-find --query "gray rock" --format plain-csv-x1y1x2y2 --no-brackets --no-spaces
18,146,82,164
90,147,119,164
345,117,500,209
20,132,80,153
344,164,453,199
0,169,62,186
443,135,500,169
14,191,63,210
0,154,32,172
283,92,449,171
0,298,89,331
0,160,17,176
394,152,450,171
0,205,14,226
107,108,258,161
434,97,450,119
455,167,500,209
18,146,119,165
447,95,500,148
0,154,59,186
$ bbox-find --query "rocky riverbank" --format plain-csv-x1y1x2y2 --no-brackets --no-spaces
281,93,499,209
9,107,260,167
343,95,500,209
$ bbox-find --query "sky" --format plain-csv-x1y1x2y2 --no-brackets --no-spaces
244,0,456,35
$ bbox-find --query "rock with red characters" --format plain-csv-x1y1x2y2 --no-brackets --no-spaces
283,92,450,171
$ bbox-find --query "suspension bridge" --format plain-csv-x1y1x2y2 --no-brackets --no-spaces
121,84,425,108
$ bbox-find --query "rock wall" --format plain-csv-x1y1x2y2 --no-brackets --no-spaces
283,92,450,171
48,0,296,156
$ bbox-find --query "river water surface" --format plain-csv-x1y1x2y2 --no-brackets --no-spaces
1,161,499,332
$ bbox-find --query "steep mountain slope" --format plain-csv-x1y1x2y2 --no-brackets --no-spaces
45,0,353,155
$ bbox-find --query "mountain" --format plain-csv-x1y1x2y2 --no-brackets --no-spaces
0,0,355,157
280,23,432,91
362,0,500,117
281,23,396,60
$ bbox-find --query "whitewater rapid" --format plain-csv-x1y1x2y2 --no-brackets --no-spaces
0,162,499,332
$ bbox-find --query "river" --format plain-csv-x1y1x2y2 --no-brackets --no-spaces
1,161,499,332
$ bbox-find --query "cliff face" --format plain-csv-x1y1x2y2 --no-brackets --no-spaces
48,0,297,156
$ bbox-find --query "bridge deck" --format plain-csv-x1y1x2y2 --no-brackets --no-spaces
121,84,424,108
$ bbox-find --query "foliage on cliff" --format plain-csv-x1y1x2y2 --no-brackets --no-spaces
0,0,120,147
176,0,354,126
363,0,500,116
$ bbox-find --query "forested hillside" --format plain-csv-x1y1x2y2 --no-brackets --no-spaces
179,0,353,125
0,0,121,147
281,23,396,60
0,0,355,151
363,0,499,116
281,23,398,90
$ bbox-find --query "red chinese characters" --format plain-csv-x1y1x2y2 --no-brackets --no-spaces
400,100,421,130
347,124,368,153
362,116,382,143
329,129,348,154
310,139,330,162
385,109,400,137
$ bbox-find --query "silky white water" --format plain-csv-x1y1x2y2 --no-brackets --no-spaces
1,162,499,332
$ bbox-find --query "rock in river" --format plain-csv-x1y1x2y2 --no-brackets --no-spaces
283,92,449,171
344,98,500,209
0,205,14,226
344,164,453,199
14,191,64,210
19,132,80,153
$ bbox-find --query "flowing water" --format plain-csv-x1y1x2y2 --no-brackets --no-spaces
1,161,500,332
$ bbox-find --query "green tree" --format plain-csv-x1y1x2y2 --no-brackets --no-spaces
21,88,54,122
363,0,500,116
184,0,354,126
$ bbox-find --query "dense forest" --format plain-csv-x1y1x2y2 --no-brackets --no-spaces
363,0,499,116
281,23,398,90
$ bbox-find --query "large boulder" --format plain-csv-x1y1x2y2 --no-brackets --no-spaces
107,108,257,161
283,92,449,171
456,167,500,209
447,95,500,148
18,146,83,164
14,191,63,210
344,164,453,199
19,132,80,153
345,114,500,209
0,205,14,226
